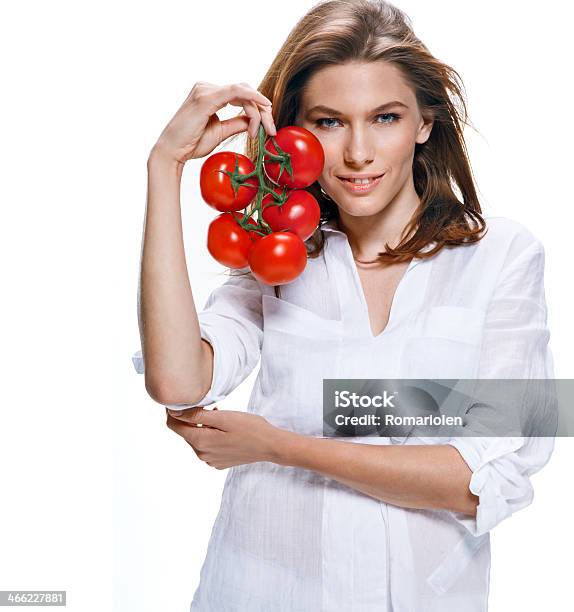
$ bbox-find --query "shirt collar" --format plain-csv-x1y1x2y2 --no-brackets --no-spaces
320,218,344,234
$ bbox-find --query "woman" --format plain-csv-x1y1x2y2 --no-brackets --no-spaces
132,1,555,609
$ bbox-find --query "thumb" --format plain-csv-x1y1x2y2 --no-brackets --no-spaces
219,115,250,141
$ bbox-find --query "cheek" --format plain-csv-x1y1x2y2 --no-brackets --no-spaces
385,126,418,160
317,139,340,177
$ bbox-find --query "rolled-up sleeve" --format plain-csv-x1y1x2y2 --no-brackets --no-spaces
131,269,264,409
447,235,556,537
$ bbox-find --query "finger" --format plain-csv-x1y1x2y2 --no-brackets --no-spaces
257,104,277,136
219,114,250,141
167,415,203,445
208,83,272,115
166,406,204,421
167,406,225,430
242,100,261,139
185,426,220,453
237,82,273,108
166,413,189,438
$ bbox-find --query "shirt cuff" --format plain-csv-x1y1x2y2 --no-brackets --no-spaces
446,436,531,537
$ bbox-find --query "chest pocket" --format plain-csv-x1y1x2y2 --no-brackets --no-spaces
399,305,486,380
258,295,344,435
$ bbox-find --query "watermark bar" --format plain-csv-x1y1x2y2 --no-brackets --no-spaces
0,592,66,606
322,379,574,438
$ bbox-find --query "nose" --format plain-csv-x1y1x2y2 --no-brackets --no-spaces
343,125,375,166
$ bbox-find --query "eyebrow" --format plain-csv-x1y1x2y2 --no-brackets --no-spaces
305,101,409,117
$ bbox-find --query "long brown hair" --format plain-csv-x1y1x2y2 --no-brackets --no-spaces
227,0,487,296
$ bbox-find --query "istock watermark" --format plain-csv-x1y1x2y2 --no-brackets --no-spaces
334,412,463,428
322,378,574,438
335,389,397,409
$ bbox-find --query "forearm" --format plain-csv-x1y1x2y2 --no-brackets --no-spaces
138,149,212,403
274,432,478,516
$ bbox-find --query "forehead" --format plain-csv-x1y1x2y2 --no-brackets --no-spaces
301,61,415,111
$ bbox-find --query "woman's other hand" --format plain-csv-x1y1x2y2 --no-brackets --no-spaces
150,82,276,165
165,406,286,469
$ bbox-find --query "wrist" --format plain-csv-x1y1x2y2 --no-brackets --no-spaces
267,427,300,467
147,144,184,175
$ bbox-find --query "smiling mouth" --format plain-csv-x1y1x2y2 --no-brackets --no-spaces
338,174,384,184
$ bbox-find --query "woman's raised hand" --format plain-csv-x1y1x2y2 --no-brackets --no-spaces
151,82,277,165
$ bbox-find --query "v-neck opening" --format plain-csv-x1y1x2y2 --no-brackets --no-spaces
322,221,434,341
352,255,418,340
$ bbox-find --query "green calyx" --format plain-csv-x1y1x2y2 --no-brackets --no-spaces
227,124,291,234
223,155,256,199
266,136,293,183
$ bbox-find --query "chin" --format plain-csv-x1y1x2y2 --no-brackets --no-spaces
336,199,386,218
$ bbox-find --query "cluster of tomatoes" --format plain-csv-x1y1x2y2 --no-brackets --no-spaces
200,124,325,285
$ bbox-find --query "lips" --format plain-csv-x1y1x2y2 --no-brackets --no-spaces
336,173,385,194
337,174,384,183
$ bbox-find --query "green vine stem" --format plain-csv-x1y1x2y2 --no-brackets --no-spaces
223,124,291,235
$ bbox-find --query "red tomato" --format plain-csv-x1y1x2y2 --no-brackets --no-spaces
264,126,325,189
237,213,265,246
200,152,259,212
262,188,321,241
207,212,261,269
248,232,307,285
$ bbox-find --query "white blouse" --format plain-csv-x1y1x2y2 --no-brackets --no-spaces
132,215,555,611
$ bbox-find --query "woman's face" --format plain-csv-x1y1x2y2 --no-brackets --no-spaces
296,61,433,219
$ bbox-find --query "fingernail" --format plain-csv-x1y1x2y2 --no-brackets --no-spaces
168,409,183,416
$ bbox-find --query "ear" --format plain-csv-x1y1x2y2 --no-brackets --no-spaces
415,111,434,145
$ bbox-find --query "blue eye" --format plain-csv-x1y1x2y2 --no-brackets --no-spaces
315,113,400,129
315,117,341,129
376,113,400,124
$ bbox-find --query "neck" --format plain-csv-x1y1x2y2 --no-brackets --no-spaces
336,190,420,261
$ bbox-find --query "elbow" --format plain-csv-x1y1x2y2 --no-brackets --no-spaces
143,370,171,404
144,376,207,407
145,340,213,406
139,340,214,406
143,377,171,405
143,347,214,406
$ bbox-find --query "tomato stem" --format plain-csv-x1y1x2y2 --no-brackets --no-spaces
234,124,291,233
262,152,284,162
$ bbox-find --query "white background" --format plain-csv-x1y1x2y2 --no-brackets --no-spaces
1,1,572,611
